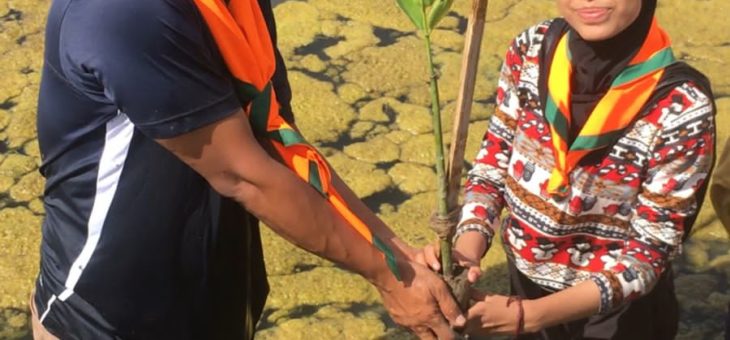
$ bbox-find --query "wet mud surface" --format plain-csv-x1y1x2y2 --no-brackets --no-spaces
1,0,728,339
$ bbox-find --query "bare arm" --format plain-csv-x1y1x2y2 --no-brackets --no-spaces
522,281,600,331
466,280,600,334
329,171,417,257
158,111,391,283
157,109,464,339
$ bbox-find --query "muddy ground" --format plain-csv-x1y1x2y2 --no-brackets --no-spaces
0,0,728,339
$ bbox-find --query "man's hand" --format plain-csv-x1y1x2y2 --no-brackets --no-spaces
157,111,466,338
375,260,466,340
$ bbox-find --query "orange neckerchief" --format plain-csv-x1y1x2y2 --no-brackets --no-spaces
192,0,400,279
544,18,675,197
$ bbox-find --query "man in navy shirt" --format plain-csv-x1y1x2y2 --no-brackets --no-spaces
32,0,464,339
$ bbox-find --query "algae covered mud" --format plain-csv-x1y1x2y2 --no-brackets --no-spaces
0,0,728,339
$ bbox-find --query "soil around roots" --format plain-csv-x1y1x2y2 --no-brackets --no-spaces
444,265,471,312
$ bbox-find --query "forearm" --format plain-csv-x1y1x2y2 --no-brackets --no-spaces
157,112,396,288
453,232,488,260
524,280,601,332
233,158,395,288
329,171,413,256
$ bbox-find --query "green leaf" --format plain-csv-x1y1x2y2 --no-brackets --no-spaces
395,0,426,31
427,0,454,30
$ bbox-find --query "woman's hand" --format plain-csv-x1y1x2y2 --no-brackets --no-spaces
465,291,543,336
414,231,487,283
464,278,603,336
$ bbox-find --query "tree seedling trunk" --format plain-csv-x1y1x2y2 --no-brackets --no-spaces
396,0,489,313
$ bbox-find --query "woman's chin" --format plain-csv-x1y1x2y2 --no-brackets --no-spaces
571,24,623,42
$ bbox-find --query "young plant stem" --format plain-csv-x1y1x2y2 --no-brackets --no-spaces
423,33,453,277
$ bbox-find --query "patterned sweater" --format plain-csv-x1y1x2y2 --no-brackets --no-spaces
459,20,716,313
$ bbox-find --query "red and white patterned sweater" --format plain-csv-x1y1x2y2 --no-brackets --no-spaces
459,20,716,312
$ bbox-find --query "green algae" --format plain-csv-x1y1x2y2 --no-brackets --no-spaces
441,101,493,129
436,15,460,32
1,0,729,338
22,140,40,159
691,204,729,242
337,82,369,105
5,87,39,149
324,21,379,60
342,35,429,97
358,98,399,123
272,1,322,57
383,130,413,145
658,1,730,49
388,162,436,195
0,207,41,308
287,70,356,143
430,29,466,52
364,124,391,140
265,267,380,311
713,98,729,143
464,121,489,162
400,133,438,165
260,226,333,277
429,51,467,103
683,241,710,270
9,171,42,203
320,19,341,37
379,194,436,246
0,154,37,180
348,120,375,140
393,100,433,135
326,151,392,198
257,304,387,340
343,135,400,164
298,54,327,73
0,176,14,193
0,309,29,340
28,198,43,215
678,45,730,97
0,110,9,132
307,0,416,32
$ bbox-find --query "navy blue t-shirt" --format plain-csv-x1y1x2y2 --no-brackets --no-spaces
35,0,290,338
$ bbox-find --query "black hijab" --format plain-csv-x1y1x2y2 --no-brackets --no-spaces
567,0,657,140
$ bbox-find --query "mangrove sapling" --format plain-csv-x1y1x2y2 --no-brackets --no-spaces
395,0,490,311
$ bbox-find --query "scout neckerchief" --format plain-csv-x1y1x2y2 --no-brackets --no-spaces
192,0,400,279
544,18,675,197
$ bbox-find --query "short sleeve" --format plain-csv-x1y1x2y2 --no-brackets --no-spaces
61,0,241,139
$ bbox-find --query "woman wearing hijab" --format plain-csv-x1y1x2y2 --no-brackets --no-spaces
421,0,716,338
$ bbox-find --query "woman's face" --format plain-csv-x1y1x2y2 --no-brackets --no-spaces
557,0,643,41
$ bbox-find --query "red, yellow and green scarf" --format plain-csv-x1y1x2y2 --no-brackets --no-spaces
192,0,400,279
544,18,675,197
